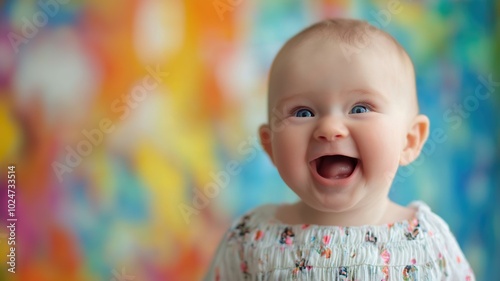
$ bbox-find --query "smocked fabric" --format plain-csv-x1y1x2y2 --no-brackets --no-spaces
204,201,474,280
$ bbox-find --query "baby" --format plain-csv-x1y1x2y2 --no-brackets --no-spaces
205,19,475,280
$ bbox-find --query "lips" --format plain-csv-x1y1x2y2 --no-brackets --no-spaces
314,155,358,179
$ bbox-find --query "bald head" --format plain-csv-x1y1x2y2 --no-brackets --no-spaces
267,19,419,122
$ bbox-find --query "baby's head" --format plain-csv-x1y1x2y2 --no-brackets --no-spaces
259,19,430,213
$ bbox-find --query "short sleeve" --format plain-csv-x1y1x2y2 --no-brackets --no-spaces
204,229,234,281
417,203,476,280
203,211,262,280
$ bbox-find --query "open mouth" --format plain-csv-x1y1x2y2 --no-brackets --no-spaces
314,155,358,179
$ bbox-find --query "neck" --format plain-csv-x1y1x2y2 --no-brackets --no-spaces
295,197,392,226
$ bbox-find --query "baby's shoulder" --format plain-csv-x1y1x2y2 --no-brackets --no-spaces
228,204,279,229
409,201,453,233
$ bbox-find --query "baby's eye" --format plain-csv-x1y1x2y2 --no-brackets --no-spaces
349,105,370,114
294,108,314,118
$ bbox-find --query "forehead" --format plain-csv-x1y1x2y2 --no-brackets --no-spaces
268,36,410,106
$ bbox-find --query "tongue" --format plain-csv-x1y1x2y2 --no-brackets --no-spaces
318,155,355,179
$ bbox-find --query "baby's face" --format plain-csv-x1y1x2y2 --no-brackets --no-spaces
260,37,425,213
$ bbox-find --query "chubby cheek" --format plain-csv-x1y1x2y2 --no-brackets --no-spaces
353,119,403,186
271,129,309,186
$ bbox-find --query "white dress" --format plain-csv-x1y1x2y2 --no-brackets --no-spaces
204,201,475,280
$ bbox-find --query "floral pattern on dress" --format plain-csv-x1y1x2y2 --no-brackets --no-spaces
279,227,295,245
292,258,313,276
380,248,391,280
402,265,418,280
438,252,448,277
338,266,349,280
292,249,313,278
405,218,421,240
365,230,378,244
206,202,475,281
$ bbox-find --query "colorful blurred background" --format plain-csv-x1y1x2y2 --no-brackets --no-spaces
0,0,498,280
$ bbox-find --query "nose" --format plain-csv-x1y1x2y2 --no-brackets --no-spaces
313,116,349,141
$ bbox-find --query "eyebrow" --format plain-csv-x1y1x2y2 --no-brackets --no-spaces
273,92,311,113
347,88,391,103
274,88,390,108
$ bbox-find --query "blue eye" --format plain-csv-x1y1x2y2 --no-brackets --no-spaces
350,105,370,114
294,108,314,117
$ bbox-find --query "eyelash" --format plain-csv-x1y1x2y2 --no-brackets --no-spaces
361,101,375,108
289,106,314,117
352,102,375,112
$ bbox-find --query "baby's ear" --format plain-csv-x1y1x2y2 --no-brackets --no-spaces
259,124,274,164
399,115,430,166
